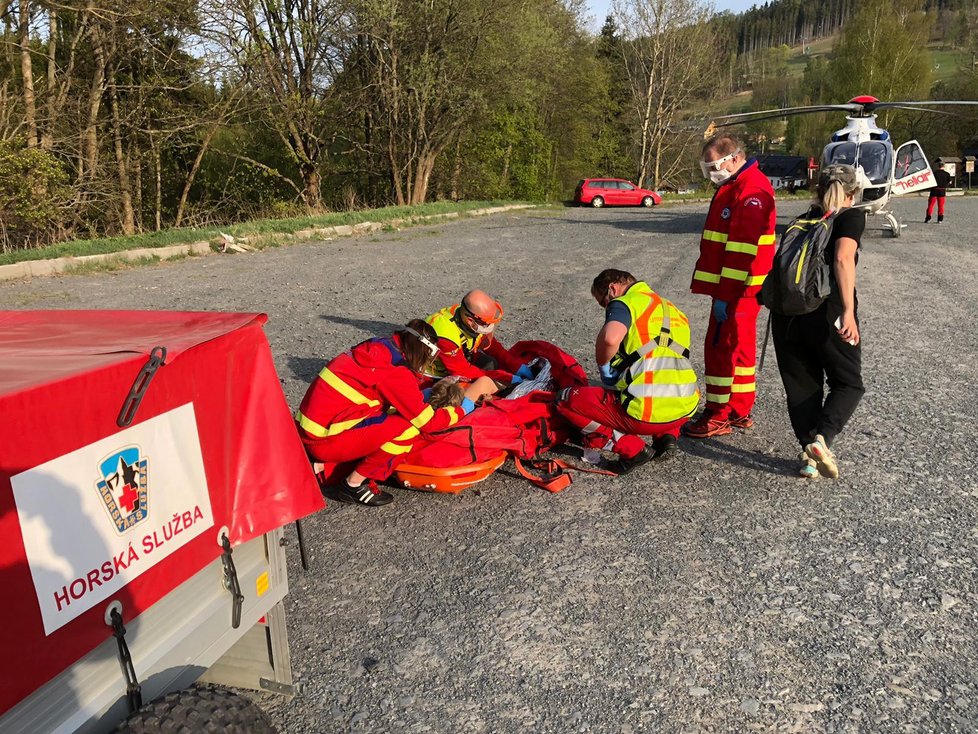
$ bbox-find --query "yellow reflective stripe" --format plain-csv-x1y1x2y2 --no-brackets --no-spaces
734,366,756,376
295,411,365,438
705,375,734,386
758,234,776,245
702,230,728,243
379,425,420,455
693,270,721,284
731,382,756,393
380,441,414,455
705,392,731,403
720,267,749,282
725,241,758,255
319,368,380,407
447,409,460,426
410,405,435,429
746,274,766,286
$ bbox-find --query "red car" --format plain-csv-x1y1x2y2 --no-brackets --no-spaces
574,178,662,208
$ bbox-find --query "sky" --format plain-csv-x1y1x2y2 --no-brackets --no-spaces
585,0,762,29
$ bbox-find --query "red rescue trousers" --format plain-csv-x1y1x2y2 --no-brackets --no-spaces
926,195,945,217
301,415,417,481
556,386,690,459
704,297,760,420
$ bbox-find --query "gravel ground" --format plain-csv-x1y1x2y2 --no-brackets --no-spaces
3,197,977,733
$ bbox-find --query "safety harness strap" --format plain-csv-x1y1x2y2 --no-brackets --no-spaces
514,456,616,493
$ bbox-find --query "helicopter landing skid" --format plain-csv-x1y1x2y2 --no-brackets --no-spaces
881,210,904,238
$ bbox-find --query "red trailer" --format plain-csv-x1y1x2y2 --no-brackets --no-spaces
0,311,324,732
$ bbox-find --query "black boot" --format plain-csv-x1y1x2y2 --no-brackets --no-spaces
924,215,931,223
938,215,944,224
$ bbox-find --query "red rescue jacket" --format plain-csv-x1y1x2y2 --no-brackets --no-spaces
296,335,465,440
690,159,776,302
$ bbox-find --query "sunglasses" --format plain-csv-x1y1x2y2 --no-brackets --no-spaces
463,301,504,327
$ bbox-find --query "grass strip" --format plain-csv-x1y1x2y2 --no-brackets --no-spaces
0,200,525,266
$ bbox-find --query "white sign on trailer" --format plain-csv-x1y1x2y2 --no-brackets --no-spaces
11,403,214,635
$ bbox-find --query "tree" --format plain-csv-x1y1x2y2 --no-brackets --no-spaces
615,0,719,188
209,0,346,211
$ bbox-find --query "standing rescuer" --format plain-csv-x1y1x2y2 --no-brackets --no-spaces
686,133,776,438
556,269,700,474
924,161,952,223
425,289,534,391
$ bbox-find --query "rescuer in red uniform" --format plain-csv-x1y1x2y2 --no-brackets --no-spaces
425,290,535,391
295,320,476,506
685,133,776,438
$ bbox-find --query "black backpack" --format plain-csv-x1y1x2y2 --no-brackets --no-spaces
760,209,837,316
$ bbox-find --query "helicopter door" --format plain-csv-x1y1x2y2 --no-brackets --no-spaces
891,140,934,196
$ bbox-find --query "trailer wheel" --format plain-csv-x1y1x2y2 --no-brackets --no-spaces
114,684,277,734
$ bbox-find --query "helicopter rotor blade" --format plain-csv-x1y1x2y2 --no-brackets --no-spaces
711,107,857,128
712,104,860,122
873,100,978,109
882,105,963,117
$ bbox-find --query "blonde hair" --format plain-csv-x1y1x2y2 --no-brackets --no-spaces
817,164,860,212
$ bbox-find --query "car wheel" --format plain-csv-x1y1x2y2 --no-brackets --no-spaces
591,196,604,208
641,196,654,207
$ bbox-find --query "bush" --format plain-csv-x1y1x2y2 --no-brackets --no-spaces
0,141,70,251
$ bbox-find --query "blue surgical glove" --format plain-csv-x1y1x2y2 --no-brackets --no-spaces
598,363,620,386
510,373,524,385
460,397,476,415
713,299,728,323
515,363,535,380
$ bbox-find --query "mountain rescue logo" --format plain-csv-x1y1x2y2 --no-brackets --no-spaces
96,446,149,533
721,207,731,219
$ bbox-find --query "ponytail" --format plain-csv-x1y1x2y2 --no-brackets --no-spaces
815,164,860,213
820,180,848,213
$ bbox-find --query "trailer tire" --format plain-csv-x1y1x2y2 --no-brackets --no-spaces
113,684,277,734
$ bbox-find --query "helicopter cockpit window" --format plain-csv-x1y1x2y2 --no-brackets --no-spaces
859,142,892,184
823,142,857,168
894,144,928,179
823,141,892,185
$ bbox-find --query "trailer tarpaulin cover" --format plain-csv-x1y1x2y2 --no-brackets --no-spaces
0,310,324,716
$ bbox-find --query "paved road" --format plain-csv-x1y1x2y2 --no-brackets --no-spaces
3,197,977,733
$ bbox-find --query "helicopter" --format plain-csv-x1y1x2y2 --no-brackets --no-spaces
707,95,978,237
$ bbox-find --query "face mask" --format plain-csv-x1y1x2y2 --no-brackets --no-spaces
471,322,495,335
709,168,734,185
700,150,740,184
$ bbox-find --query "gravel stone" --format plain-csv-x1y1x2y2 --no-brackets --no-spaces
4,198,978,733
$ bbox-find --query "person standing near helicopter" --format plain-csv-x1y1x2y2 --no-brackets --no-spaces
685,133,777,438
924,161,953,223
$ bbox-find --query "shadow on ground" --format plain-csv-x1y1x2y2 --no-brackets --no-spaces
680,435,797,477
320,315,400,336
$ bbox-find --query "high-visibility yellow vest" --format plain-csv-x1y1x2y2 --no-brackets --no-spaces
610,282,700,423
425,305,485,378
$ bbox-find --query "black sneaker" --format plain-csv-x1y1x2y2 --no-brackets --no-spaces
924,216,931,223
338,480,393,506
606,447,654,476
651,434,678,461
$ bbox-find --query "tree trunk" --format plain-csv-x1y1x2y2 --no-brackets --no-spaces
450,138,462,201
82,28,105,182
152,135,162,231
108,75,135,235
19,0,37,147
42,7,56,149
410,151,437,205
174,124,218,227
301,165,322,212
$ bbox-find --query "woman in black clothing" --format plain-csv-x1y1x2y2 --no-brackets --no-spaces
772,164,866,479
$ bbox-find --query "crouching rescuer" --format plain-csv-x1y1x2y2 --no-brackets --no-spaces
556,269,700,474
295,320,474,506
